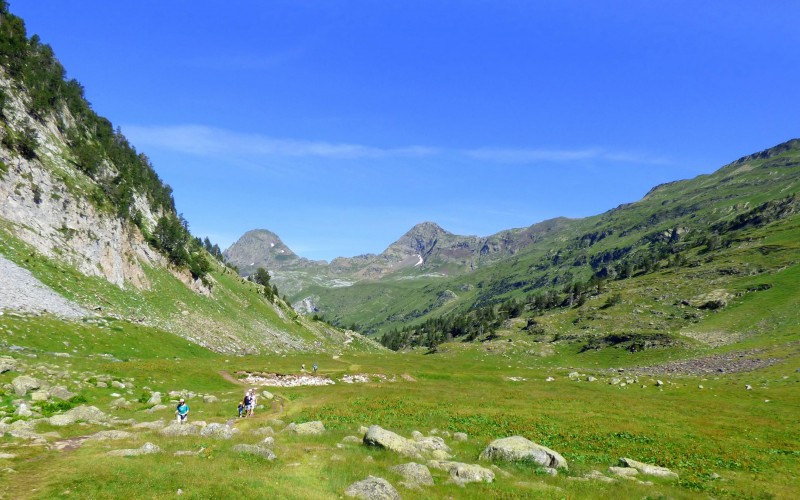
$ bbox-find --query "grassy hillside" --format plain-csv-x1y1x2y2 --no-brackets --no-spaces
0,220,380,355
306,140,800,349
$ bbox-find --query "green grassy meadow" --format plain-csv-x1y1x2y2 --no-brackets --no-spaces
1,312,798,499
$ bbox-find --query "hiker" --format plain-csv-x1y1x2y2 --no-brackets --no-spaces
313,362,318,373
242,391,252,417
248,390,257,417
176,398,189,423
237,399,244,418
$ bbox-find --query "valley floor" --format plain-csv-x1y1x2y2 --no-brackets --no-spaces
1,315,798,499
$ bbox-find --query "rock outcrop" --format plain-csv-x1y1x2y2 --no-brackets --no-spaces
479,436,568,469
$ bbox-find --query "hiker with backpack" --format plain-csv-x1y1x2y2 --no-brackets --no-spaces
176,398,189,423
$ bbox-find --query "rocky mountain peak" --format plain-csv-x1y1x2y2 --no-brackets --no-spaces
222,229,298,275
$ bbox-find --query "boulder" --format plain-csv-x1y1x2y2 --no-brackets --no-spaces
160,423,202,437
262,436,275,447
261,390,274,400
147,392,162,405
0,357,17,374
30,390,50,402
49,386,75,401
427,460,495,484
389,462,434,486
413,436,451,455
232,444,276,460
480,436,567,469
363,425,423,460
14,403,33,417
12,376,41,397
200,423,237,439
107,442,160,457
284,421,325,436
252,426,275,436
344,476,401,500
145,404,168,413
111,381,126,389
202,395,219,404
341,435,362,444
618,457,678,479
453,432,468,442
49,406,110,426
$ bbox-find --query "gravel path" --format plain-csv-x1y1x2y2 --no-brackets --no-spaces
0,255,87,318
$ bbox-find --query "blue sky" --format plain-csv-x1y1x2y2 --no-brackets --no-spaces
13,1,800,261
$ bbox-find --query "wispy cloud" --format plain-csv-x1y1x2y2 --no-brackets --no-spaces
466,147,670,165
123,125,438,160
123,124,669,165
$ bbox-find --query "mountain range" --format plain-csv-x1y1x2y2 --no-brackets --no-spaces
225,139,800,337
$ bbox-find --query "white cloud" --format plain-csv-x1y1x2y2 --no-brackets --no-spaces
123,124,668,165
123,125,438,160
466,147,671,165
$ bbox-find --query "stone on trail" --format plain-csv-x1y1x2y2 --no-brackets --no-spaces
107,442,161,457
344,476,401,500
479,436,568,469
284,421,325,436
232,444,276,461
427,460,495,485
389,462,434,487
618,457,678,479
12,375,41,397
363,425,423,460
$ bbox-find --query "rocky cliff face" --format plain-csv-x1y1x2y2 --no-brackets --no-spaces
0,72,163,290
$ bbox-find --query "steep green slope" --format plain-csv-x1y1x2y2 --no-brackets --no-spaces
307,140,800,346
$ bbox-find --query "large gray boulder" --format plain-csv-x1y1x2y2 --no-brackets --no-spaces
479,436,568,469
344,476,401,500
428,460,495,485
618,457,678,479
160,422,202,437
12,375,41,396
200,423,238,439
363,425,423,460
389,462,434,487
232,444,276,460
284,420,325,436
50,385,75,401
0,356,17,374
49,406,110,426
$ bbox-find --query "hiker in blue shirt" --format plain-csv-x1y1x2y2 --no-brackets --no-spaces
176,398,189,423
